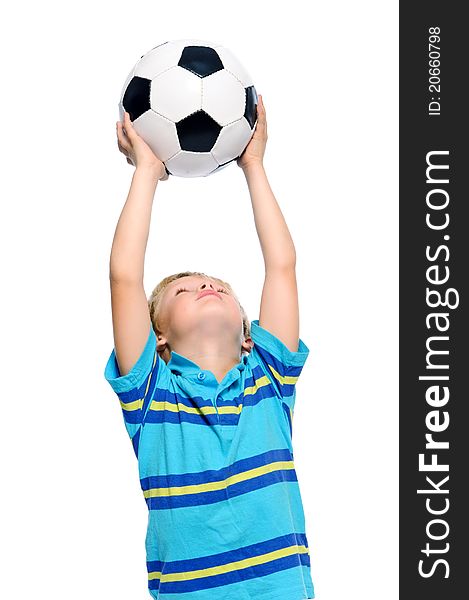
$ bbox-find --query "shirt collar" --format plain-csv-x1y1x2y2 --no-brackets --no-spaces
167,350,248,375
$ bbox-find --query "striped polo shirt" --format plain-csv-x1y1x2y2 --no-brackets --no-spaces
104,319,315,600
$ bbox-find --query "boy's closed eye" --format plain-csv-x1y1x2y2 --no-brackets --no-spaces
175,287,228,295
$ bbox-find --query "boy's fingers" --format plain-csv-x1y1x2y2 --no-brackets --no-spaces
117,121,126,142
123,112,135,137
257,114,267,129
256,112,267,134
258,102,266,116
116,123,131,152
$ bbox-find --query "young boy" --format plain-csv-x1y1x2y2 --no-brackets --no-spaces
104,97,315,600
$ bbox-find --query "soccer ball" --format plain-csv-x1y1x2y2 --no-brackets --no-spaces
118,39,258,177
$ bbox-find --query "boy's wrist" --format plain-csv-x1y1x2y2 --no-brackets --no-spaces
135,163,164,182
241,161,265,178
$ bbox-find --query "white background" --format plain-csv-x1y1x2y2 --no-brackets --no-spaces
0,1,398,598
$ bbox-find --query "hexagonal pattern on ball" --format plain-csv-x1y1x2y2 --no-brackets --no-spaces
215,46,254,87
132,110,180,163
151,66,202,122
211,118,253,165
165,151,218,177
201,70,246,126
211,160,233,175
135,40,188,80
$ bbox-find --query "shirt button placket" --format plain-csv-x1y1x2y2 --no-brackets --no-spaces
197,371,220,424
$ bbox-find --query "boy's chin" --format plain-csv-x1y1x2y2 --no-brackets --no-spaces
194,314,240,334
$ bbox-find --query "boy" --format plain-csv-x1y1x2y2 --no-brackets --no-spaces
104,96,315,599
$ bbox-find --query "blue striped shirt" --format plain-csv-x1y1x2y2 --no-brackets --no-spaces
104,319,315,600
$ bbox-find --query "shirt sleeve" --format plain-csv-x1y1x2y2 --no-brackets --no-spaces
104,326,165,456
249,319,310,411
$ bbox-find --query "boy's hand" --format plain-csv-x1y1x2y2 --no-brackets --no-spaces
116,112,168,180
237,95,267,171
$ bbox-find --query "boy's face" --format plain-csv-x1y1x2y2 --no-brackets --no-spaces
157,275,250,353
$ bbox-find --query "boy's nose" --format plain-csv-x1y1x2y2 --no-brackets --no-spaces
199,281,215,290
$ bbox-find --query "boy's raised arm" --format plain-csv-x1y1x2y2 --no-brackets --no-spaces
109,165,161,283
238,96,300,353
108,113,167,376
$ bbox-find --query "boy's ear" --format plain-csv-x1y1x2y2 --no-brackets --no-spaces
156,334,168,353
242,337,254,353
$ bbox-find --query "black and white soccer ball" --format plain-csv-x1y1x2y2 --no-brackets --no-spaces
118,39,258,177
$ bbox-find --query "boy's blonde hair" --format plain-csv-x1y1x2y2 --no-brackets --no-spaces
148,271,252,353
